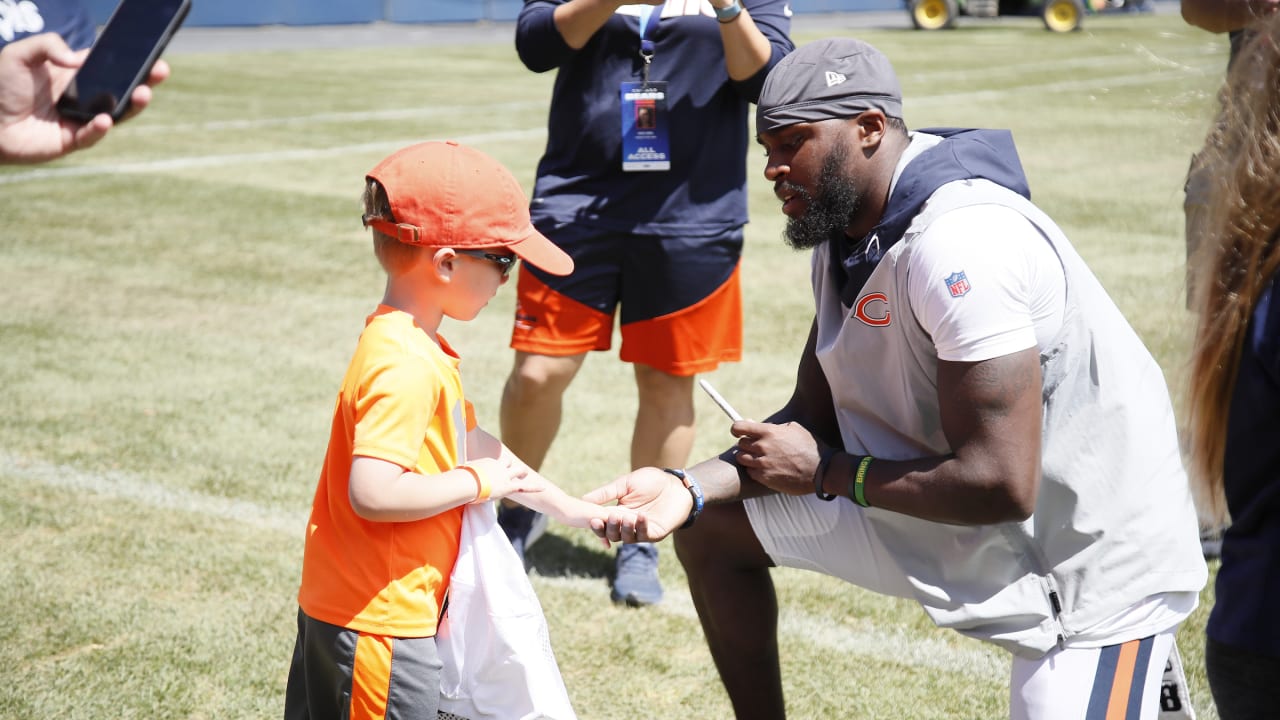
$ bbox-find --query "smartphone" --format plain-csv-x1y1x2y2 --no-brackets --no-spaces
56,0,192,122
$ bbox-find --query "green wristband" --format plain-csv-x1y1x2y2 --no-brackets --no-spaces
852,455,874,508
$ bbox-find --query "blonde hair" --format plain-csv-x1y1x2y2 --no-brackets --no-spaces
1186,17,1280,523
362,178,426,274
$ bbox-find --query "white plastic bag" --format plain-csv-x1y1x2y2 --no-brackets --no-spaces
437,503,577,720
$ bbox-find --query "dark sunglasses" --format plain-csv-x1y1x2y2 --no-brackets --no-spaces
455,249,517,277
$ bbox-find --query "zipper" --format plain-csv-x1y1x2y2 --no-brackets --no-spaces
1044,576,1066,650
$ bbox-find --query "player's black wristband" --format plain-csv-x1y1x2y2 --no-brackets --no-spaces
813,446,838,501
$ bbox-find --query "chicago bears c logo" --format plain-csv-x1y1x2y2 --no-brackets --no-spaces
854,292,891,327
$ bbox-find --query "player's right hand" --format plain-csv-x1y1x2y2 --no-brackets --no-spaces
584,466,690,543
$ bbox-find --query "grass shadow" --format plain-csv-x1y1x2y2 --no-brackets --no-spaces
525,533,615,580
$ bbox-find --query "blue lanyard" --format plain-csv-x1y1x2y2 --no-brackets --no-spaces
638,5,660,84
639,5,659,54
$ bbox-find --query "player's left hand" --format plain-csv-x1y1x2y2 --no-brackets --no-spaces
731,419,821,496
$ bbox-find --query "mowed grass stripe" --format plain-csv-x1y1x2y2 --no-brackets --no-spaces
916,64,1219,108
0,60,1217,187
544,574,1009,682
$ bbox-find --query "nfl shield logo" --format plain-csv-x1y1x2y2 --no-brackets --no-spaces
945,271,971,298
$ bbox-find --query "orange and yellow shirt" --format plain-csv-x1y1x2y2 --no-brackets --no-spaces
298,305,475,637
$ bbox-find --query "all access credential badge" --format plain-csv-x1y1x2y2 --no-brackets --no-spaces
620,81,670,172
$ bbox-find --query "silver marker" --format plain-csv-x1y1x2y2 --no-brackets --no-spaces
698,378,743,422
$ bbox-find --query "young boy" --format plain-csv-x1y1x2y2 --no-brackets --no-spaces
284,140,616,720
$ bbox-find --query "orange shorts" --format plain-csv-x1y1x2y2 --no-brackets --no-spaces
510,223,743,377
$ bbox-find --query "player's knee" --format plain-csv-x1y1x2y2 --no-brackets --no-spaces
675,502,759,574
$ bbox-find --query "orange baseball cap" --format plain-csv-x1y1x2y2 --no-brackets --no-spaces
365,141,574,276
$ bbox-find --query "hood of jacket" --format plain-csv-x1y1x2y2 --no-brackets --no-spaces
833,128,1031,306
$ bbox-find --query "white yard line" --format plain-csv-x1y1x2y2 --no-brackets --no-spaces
128,102,548,135
1,448,1006,681
0,128,545,186
0,450,304,534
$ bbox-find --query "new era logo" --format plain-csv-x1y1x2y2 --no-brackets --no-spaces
825,71,847,87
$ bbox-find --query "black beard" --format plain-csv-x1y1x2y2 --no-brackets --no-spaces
782,143,861,251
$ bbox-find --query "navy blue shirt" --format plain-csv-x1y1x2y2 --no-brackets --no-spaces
1209,272,1280,659
0,0,95,51
515,0,793,235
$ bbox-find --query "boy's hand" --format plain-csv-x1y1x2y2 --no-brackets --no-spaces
468,456,547,502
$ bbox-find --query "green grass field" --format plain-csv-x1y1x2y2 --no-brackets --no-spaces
0,10,1227,719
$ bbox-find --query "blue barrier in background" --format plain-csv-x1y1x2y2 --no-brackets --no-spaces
82,0,896,27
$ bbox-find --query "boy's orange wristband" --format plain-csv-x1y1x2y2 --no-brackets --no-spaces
460,464,491,503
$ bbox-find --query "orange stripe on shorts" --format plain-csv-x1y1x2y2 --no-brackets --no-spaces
1104,639,1140,720
349,633,392,720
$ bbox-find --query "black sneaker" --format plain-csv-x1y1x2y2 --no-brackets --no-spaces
498,504,547,567
611,542,663,607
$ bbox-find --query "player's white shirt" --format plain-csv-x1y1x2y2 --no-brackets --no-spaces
790,132,1206,657
908,203,1065,363
903,173,1195,649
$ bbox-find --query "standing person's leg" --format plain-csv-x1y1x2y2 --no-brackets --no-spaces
674,503,785,720
614,226,745,606
501,222,622,564
610,364,697,606
1206,637,1280,720
500,351,588,471
498,351,587,559
631,363,696,472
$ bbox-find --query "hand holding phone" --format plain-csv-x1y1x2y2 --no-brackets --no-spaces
56,0,190,123
0,31,163,164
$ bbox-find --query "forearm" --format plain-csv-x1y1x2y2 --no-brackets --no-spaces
554,0,625,49
1182,0,1280,32
509,474,606,528
711,2,773,81
689,451,775,503
816,451,1037,525
814,353,1043,525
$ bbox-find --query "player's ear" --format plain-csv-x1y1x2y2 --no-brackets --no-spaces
855,110,888,147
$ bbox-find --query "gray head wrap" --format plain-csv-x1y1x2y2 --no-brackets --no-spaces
757,38,903,134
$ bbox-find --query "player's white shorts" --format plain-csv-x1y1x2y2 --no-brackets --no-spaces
744,492,1182,719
